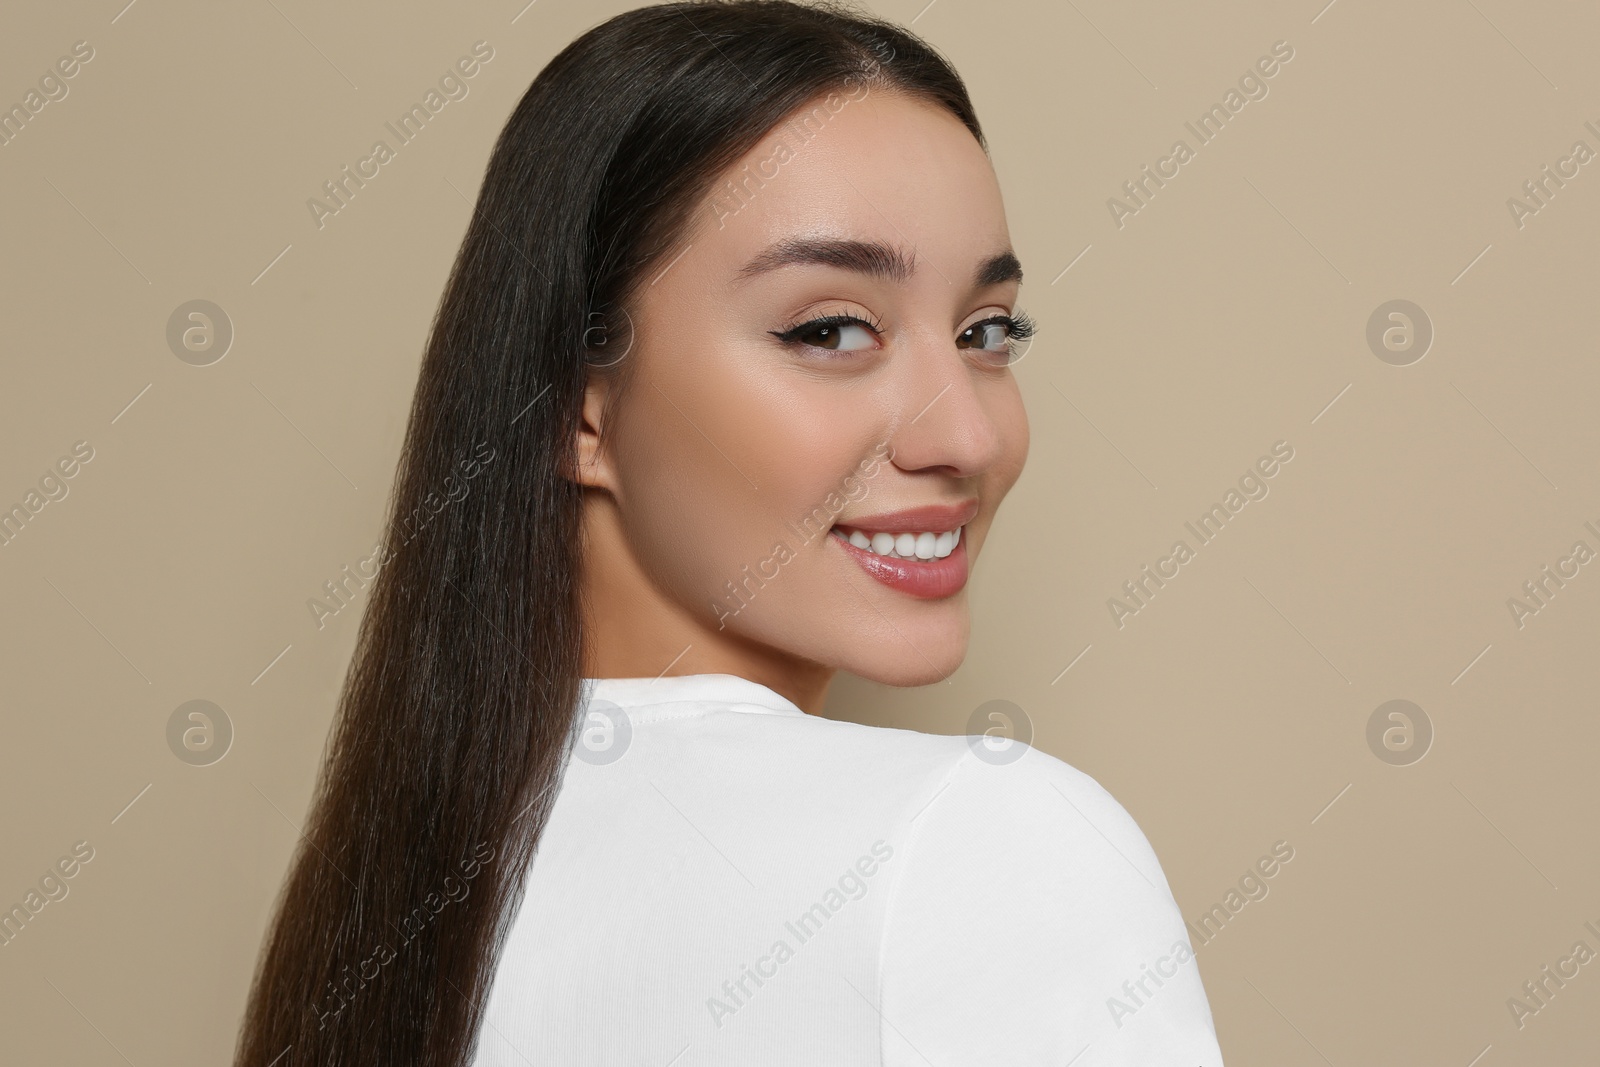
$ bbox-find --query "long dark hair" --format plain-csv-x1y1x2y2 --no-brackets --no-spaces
233,2,982,1063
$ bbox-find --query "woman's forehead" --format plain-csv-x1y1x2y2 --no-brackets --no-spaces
687,92,1009,274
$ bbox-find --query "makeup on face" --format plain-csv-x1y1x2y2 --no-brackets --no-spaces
580,92,1030,691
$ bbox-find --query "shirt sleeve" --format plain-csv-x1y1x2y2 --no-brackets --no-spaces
877,743,1225,1067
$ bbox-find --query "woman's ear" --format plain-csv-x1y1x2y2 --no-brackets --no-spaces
571,371,617,491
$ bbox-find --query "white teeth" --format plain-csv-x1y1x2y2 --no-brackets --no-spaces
834,525,964,561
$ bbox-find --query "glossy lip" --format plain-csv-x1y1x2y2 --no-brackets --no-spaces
830,498,980,534
827,497,978,600
829,526,970,598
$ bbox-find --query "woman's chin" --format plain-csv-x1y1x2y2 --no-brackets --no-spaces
852,657,967,689
838,625,970,688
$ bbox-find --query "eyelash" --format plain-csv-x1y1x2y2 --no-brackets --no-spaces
769,308,1037,360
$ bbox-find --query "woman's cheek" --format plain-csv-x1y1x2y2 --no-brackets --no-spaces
994,387,1031,488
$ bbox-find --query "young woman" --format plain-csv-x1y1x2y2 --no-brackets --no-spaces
234,2,1225,1064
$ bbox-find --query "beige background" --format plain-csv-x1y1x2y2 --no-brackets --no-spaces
2,0,1597,1063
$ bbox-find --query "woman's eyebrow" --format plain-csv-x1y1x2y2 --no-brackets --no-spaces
733,236,1022,289
974,248,1024,288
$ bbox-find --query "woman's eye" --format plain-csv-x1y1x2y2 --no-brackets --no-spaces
958,317,1016,353
958,311,1036,363
771,315,880,352
804,321,876,351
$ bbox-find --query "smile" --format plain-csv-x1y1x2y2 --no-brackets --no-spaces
829,524,962,561
827,521,971,599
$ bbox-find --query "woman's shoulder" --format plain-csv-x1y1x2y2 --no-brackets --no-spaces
722,713,1226,1062
861,727,1172,901
751,711,1141,840
862,734,1224,1065
707,709,1181,914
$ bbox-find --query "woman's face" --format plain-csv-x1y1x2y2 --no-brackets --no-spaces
577,88,1030,703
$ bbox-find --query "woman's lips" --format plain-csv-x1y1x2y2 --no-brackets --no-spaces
829,526,970,599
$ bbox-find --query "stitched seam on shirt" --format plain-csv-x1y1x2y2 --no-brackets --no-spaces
620,704,798,726
622,707,710,726
872,744,980,1066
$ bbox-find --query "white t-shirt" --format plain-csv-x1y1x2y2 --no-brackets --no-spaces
470,672,1225,1066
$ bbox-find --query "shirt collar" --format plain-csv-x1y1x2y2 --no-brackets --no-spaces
580,672,807,717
